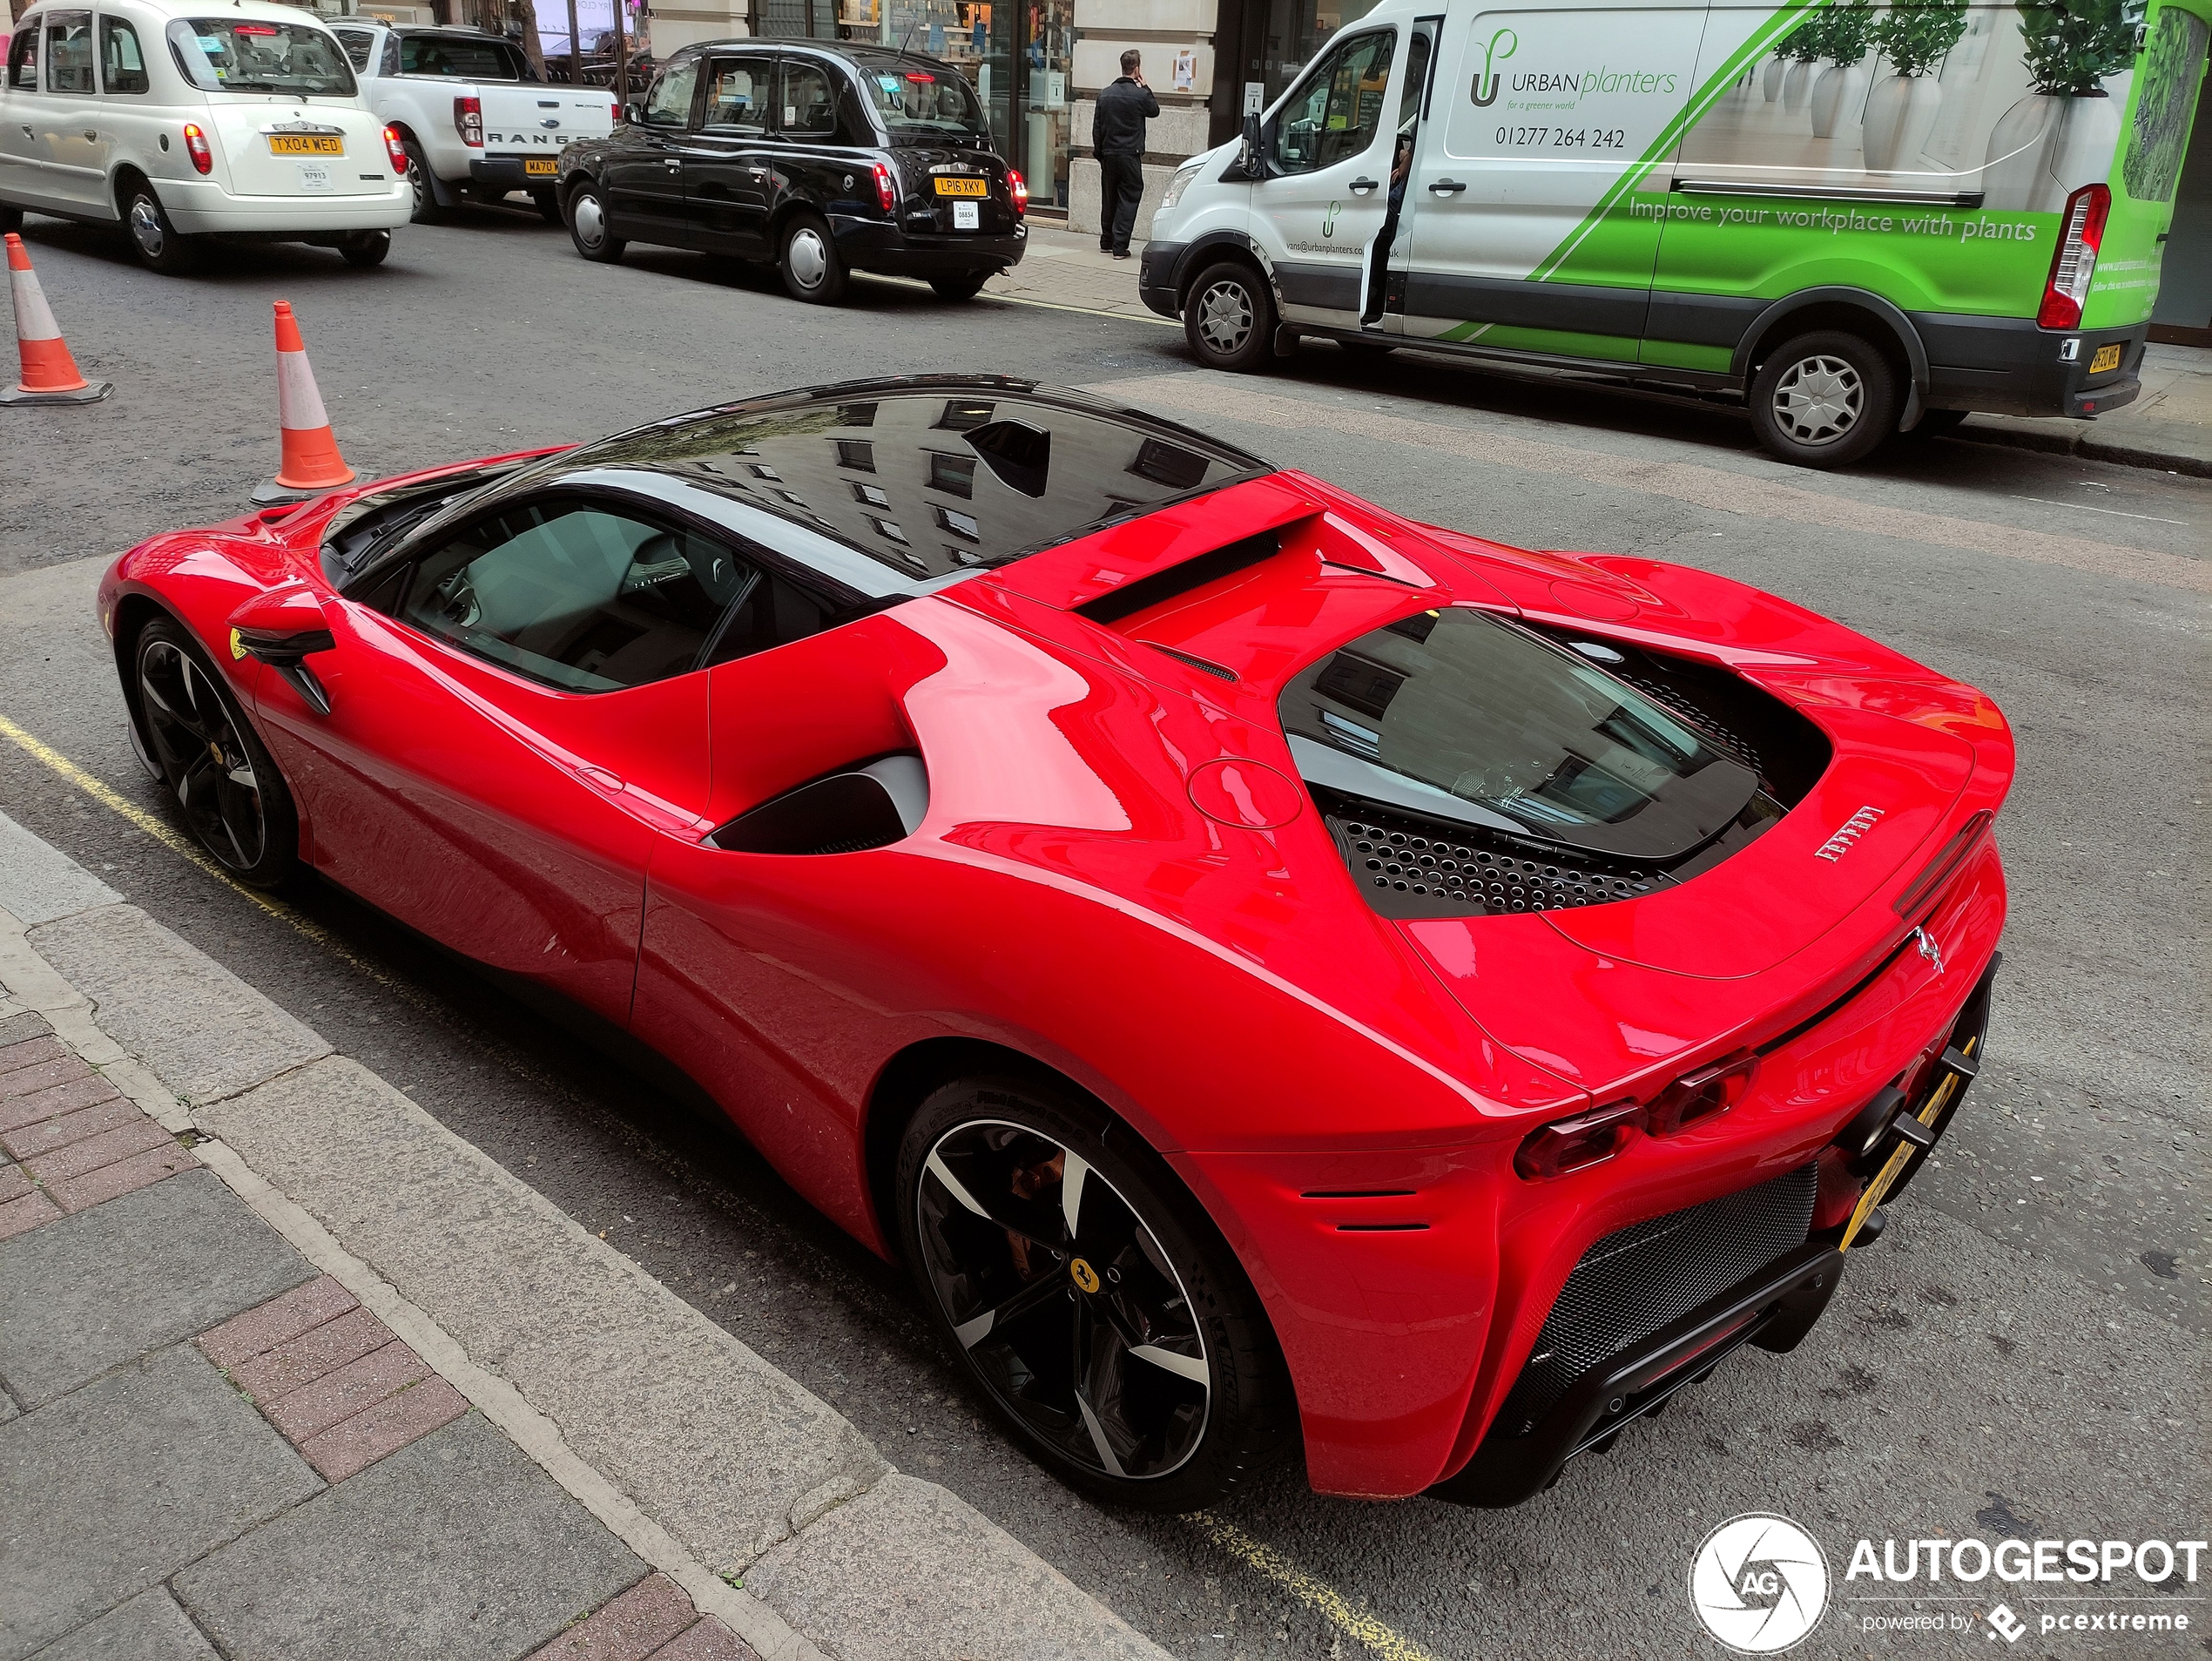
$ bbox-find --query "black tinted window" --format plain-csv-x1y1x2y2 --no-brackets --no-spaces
848,51,989,138
402,500,749,692
398,32,528,78
333,28,374,71
7,26,36,91
779,58,837,137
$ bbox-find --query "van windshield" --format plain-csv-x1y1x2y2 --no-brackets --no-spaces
849,52,990,139
166,18,355,96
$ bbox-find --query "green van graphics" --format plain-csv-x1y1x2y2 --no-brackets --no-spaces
1141,0,2209,465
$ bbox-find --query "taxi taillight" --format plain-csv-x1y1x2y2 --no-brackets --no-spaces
873,161,896,213
1008,166,1028,218
382,125,407,174
182,123,212,175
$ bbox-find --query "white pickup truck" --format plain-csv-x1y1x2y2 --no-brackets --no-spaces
329,24,615,222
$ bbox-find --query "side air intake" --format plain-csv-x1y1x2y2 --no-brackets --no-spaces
708,754,928,855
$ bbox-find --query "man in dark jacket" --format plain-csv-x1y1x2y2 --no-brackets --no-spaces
1093,50,1158,260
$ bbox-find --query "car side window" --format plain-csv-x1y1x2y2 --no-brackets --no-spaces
401,499,755,693
99,17,147,94
379,32,398,78
44,10,95,95
641,57,698,128
1272,30,1395,175
701,54,770,135
7,25,37,91
333,28,374,71
778,58,838,139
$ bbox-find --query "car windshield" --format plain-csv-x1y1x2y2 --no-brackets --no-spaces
397,33,531,79
167,17,355,96
849,52,990,138
1278,606,1758,861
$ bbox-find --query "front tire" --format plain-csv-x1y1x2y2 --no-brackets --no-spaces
565,180,625,263
133,618,298,888
122,181,197,275
895,1075,1296,1512
1749,328,1900,469
338,230,390,268
1183,260,1276,373
778,212,848,305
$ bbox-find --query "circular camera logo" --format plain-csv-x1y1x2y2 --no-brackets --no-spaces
1689,1513,1830,1654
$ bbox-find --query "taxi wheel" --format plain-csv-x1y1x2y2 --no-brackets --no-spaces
895,1074,1297,1512
133,618,297,889
929,273,988,302
1749,329,1899,469
779,213,848,305
338,231,390,268
121,181,197,275
1183,260,1275,374
566,182,625,264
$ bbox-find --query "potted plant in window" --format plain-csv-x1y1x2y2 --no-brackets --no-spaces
1864,0,1969,171
1764,41,1791,101
1784,11,1827,112
1982,0,2143,210
1811,0,1879,138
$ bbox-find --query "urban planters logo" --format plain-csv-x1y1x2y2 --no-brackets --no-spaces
1469,27,1518,106
1690,1514,1831,1653
1814,805,1883,862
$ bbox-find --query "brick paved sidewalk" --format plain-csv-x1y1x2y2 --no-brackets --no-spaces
0,1006,756,1661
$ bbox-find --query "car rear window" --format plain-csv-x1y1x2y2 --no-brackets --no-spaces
166,17,355,96
397,32,530,80
848,52,991,139
1278,606,1761,863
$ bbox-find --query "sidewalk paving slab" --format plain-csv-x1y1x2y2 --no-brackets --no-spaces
23,1589,216,1661
28,905,328,1104
0,1343,323,1661
172,1412,648,1661
0,814,118,929
0,1168,315,1408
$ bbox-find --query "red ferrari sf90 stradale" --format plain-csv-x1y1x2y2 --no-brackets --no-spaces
98,377,2011,1511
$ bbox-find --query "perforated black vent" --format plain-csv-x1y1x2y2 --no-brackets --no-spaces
1494,1162,1819,1435
1321,798,1670,921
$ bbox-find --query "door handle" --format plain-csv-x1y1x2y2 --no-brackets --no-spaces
1349,175,1379,193
1428,178,1467,194
664,158,682,171
84,129,99,141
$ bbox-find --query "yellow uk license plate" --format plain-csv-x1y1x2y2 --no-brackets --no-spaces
268,134,344,156
934,177,988,197
523,157,558,176
2088,342,2122,375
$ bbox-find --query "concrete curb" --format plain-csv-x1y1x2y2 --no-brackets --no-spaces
0,818,1174,1661
1957,414,2212,478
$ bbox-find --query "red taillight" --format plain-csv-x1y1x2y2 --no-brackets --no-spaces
1644,1053,1758,1138
1514,1100,1642,1181
2037,183,2109,330
182,123,212,175
455,95,483,149
233,22,277,33
381,124,407,174
1008,166,1028,218
872,160,896,213
611,102,623,125
904,70,935,82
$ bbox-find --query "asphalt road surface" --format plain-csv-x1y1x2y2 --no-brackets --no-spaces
2,206,2205,1661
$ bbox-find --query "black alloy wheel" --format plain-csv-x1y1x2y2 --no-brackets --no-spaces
1182,260,1276,373
929,272,988,302
1748,328,1899,469
338,229,391,268
896,1077,1295,1510
133,618,297,888
566,180,625,263
122,180,197,275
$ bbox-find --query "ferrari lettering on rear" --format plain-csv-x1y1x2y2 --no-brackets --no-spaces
1815,806,1885,863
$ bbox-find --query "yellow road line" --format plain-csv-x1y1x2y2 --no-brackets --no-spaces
1188,1513,1443,1661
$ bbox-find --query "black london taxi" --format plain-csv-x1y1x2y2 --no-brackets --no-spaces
555,40,1027,304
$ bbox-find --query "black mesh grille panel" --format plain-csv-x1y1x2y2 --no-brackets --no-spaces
1321,800,1669,922
1496,1163,1818,1435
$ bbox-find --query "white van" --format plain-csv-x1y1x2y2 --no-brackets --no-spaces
1141,0,2206,466
0,0,413,273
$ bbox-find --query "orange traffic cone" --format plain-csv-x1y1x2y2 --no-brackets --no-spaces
253,300,361,503
2,233,112,406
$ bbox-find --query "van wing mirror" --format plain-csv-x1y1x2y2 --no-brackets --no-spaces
1237,111,1263,178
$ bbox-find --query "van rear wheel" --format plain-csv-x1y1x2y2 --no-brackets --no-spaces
1184,261,1275,373
1749,329,1898,469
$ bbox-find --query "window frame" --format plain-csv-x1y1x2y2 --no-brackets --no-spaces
639,53,703,129
44,10,97,98
698,50,774,136
98,14,150,95
1269,26,1399,177
773,52,841,141
7,24,39,92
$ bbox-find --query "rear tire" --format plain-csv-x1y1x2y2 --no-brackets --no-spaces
779,212,847,304
402,140,442,224
1748,328,1900,469
1183,260,1275,373
565,180,625,263
895,1074,1297,1512
132,618,298,888
929,272,988,302
338,230,390,268
121,180,197,275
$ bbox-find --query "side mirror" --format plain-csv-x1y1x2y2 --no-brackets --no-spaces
1237,111,1263,178
623,100,644,125
228,585,336,716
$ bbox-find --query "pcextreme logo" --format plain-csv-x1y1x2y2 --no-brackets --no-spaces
1690,1514,1831,1653
1468,26,1518,107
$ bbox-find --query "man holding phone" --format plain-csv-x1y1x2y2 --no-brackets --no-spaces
1093,49,1159,260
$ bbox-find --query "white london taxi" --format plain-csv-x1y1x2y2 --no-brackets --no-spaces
1,0,411,273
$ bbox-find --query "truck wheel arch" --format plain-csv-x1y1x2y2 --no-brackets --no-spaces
1172,231,1269,309
1734,287,1929,401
